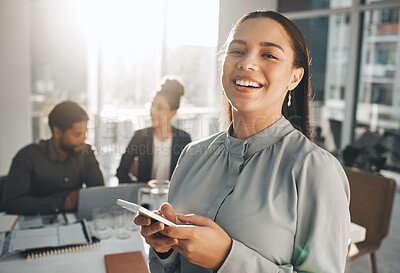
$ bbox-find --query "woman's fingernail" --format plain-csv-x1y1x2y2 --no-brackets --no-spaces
184,213,195,217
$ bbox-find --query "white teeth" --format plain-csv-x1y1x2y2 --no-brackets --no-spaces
235,79,261,88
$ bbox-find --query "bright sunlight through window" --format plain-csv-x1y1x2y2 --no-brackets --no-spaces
166,0,220,47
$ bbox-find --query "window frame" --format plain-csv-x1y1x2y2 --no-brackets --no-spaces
279,0,400,150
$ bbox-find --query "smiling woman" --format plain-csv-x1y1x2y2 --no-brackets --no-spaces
222,17,305,139
221,12,312,139
135,10,350,273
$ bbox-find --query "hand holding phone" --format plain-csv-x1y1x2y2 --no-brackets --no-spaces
116,199,177,227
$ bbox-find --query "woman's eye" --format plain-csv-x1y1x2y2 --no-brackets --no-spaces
262,53,277,59
228,50,245,55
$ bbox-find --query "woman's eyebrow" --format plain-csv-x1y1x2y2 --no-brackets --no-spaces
229,39,246,45
229,39,284,53
259,41,284,53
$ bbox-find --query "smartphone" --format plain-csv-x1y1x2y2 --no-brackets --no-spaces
116,199,177,227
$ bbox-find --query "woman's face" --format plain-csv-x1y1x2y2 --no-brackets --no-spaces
150,95,176,128
221,17,303,119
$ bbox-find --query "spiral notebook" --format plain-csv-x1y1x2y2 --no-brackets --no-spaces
0,219,99,259
24,235,101,259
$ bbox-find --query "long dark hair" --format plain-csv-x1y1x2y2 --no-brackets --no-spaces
222,10,312,139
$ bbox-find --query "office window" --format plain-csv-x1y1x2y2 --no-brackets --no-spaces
292,14,350,152
283,0,400,174
30,0,88,140
98,0,165,109
164,0,219,108
96,0,219,112
29,0,221,182
380,8,399,24
279,0,351,13
364,0,400,4
356,7,400,169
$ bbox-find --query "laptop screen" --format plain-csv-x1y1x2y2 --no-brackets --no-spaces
77,183,145,220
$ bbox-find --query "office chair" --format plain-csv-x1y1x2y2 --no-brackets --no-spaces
0,176,6,212
344,167,396,273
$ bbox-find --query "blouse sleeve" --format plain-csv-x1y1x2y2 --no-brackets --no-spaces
149,248,181,273
218,150,350,273
116,132,140,183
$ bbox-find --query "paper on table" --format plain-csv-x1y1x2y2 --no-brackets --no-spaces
59,224,87,245
18,216,43,229
18,213,68,229
8,222,89,252
0,214,18,232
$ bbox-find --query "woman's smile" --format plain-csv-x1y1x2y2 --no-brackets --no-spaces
222,17,299,116
232,76,264,93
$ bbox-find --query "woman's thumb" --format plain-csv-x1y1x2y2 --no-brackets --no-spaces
176,214,213,227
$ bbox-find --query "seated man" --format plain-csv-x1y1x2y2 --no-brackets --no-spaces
3,101,104,214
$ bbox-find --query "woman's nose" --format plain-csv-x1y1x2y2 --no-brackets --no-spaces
238,54,259,71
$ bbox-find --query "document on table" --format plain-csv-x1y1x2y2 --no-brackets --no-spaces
0,220,93,259
18,213,68,229
0,213,18,232
8,223,87,252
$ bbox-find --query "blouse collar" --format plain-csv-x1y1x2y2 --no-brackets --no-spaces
224,117,295,157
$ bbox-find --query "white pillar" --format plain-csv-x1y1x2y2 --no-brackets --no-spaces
0,0,32,174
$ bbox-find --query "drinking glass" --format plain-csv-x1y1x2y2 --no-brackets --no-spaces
148,179,170,211
110,206,131,239
92,207,112,239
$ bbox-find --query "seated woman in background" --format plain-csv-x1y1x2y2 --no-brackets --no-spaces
135,10,350,273
116,76,191,183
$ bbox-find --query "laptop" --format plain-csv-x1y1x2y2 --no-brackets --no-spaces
77,183,145,220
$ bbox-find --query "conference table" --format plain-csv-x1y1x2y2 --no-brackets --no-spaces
0,212,149,273
0,225,147,273
0,216,365,273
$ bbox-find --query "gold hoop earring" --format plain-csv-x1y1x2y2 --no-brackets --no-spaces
287,90,292,107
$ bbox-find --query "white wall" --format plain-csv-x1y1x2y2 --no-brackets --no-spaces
217,0,277,51
0,0,31,175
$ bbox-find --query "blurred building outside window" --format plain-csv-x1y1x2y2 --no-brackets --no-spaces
290,13,350,153
355,7,400,172
281,0,400,173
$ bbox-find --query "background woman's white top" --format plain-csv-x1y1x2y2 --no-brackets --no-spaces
151,136,172,180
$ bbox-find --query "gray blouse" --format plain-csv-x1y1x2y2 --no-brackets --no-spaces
149,117,350,273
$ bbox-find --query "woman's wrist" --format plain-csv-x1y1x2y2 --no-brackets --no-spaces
214,237,233,270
